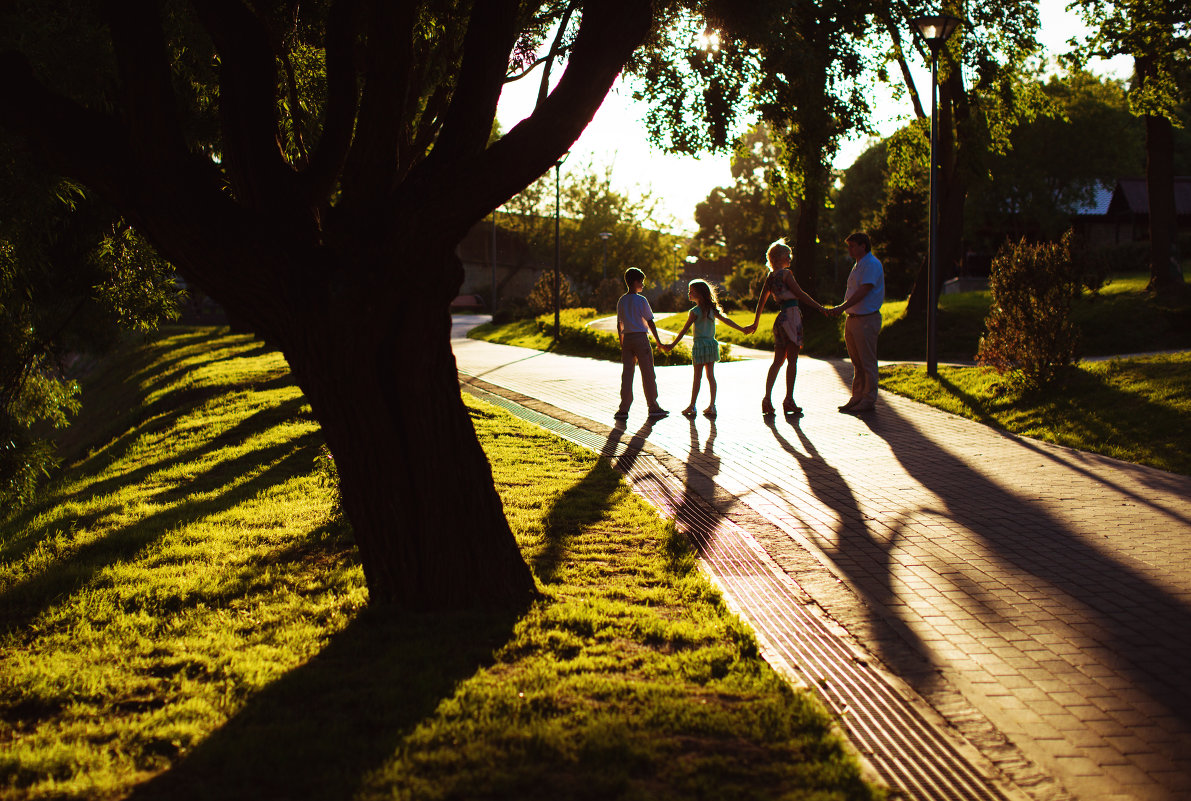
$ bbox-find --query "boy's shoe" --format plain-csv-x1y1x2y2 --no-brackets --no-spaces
613,410,629,420
647,407,669,418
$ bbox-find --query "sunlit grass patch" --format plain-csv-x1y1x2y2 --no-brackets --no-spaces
880,352,1191,475
1,326,879,800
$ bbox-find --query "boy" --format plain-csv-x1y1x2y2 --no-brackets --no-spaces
615,268,668,420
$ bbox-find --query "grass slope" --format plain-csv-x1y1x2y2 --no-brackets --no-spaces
881,353,1191,476
0,326,880,801
481,273,1190,364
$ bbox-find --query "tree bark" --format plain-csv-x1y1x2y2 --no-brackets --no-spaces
284,249,537,609
1145,112,1181,290
907,65,969,317
0,0,654,612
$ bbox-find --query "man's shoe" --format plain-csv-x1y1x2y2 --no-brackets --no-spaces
847,402,875,414
647,407,669,418
838,399,859,412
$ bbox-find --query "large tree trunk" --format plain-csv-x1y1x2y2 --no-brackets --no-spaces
283,247,537,610
1145,112,1181,290
907,66,969,317
793,192,820,294
0,0,653,612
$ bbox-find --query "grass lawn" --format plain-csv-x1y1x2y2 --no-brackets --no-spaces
469,308,730,365
0,327,880,800
483,273,1189,365
880,352,1191,476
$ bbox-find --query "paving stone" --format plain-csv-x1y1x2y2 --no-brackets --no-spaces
453,324,1191,801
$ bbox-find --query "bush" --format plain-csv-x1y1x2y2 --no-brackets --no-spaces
726,259,767,306
653,287,685,313
527,270,582,315
977,233,1081,389
592,277,624,312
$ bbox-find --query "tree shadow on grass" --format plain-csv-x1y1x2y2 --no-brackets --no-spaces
532,418,655,583
930,369,1191,518
125,604,524,801
0,432,323,635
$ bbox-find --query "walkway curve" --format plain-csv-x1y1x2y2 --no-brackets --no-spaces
452,315,1191,801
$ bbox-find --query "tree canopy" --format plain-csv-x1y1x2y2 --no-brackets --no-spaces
0,0,655,610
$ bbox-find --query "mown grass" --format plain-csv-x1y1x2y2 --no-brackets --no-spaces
0,326,880,800
469,308,739,365
482,273,1189,364
880,352,1191,475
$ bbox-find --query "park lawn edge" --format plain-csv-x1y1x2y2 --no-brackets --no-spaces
879,354,1191,476
0,325,882,801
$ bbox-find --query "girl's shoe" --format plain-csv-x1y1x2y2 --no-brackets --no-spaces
703,406,717,418
761,398,775,416
681,406,697,417
783,398,803,416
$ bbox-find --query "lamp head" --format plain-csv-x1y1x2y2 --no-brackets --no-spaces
912,14,961,47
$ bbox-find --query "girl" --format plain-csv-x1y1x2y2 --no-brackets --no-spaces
663,279,747,417
744,240,827,416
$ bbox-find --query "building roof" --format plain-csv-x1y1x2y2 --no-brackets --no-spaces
1066,184,1115,216
1105,177,1191,216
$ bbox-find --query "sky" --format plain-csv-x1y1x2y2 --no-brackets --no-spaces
494,0,1132,234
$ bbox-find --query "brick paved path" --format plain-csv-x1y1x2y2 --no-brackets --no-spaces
452,317,1191,801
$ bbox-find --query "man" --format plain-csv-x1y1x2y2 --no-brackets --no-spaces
830,232,885,413
614,267,668,420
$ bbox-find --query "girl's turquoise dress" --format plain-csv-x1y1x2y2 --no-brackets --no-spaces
689,306,719,364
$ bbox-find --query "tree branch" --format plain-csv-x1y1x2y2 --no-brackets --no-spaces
105,0,191,166
412,0,654,236
0,52,138,208
301,0,362,207
430,0,523,164
536,2,577,107
338,0,416,215
881,12,927,120
193,0,293,211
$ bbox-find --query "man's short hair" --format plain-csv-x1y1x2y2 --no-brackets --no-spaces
624,267,645,288
846,232,871,253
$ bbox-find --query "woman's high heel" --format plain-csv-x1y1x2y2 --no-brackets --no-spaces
783,398,803,416
761,398,775,416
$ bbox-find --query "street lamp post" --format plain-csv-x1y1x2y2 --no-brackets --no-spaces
490,208,498,315
554,153,568,342
599,231,611,281
912,13,960,377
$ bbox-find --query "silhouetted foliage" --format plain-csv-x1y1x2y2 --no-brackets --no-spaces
977,233,1081,388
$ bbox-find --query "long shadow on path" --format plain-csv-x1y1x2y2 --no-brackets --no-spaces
762,416,939,686
855,400,1191,732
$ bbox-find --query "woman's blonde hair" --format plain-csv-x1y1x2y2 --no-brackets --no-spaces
766,240,793,269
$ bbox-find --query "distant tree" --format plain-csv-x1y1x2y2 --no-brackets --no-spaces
969,70,1145,242
501,161,683,298
634,0,871,292
1070,0,1191,289
0,1,653,610
830,127,930,299
874,0,1045,316
693,123,795,268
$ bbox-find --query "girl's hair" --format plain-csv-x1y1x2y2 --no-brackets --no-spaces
688,279,721,318
766,240,793,269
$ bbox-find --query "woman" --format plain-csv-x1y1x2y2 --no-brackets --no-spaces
745,240,827,416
